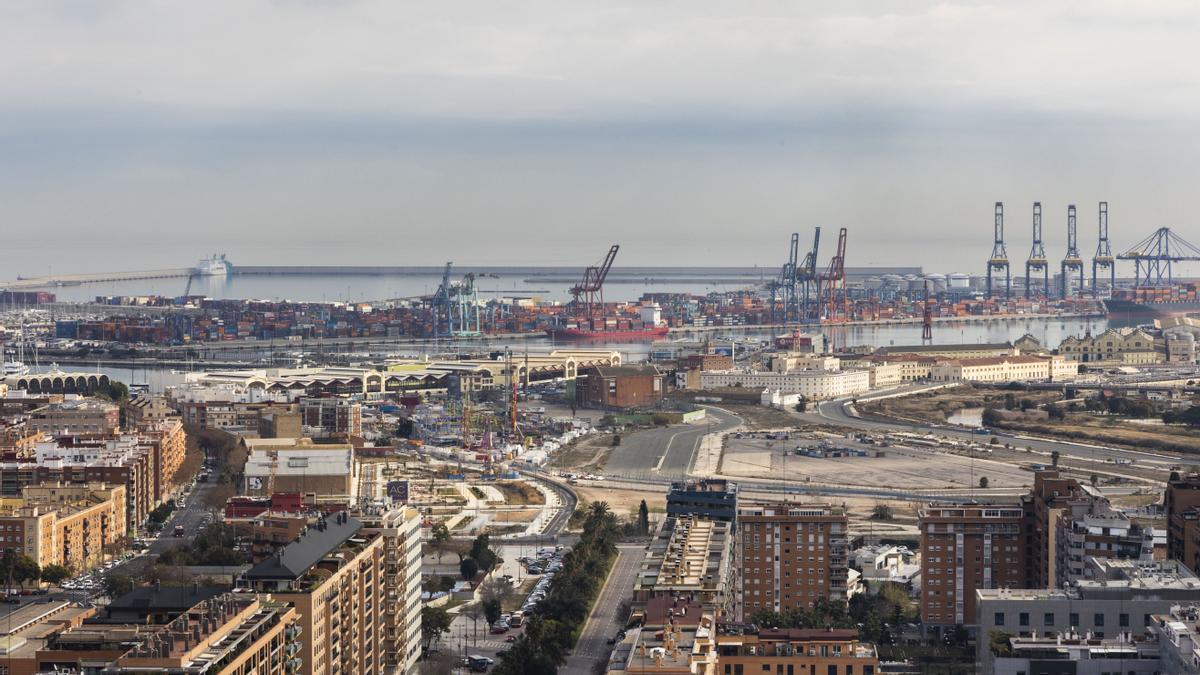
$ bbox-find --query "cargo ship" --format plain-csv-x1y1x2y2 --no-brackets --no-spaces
1104,285,1200,318
1103,297,1200,318
546,324,670,340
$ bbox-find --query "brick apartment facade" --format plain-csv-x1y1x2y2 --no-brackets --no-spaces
919,503,1027,627
735,504,849,620
1167,472,1200,573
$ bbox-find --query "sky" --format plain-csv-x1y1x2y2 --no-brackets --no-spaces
2,1,1200,275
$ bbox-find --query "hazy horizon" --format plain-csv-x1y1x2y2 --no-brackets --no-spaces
4,2,1200,277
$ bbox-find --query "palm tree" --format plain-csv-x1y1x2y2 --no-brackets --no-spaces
589,501,611,518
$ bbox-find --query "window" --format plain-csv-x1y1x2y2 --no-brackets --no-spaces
1019,612,1029,626
1119,613,1129,627
1044,612,1055,626
994,612,1005,626
1094,613,1104,627
1070,613,1079,627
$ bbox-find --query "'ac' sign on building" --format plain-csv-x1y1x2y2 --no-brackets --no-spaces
387,480,410,503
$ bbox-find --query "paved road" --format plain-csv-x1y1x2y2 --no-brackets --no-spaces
604,407,742,478
561,545,643,675
812,398,1182,471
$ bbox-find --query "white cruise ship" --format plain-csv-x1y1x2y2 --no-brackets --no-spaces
195,254,232,276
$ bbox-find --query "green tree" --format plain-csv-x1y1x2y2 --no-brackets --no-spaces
870,504,893,521
421,605,452,651
104,573,134,598
469,534,499,572
460,557,479,580
795,396,808,413
430,523,451,563
99,380,130,402
40,564,71,585
483,598,503,625
979,476,989,488
638,500,650,535
1051,450,1061,467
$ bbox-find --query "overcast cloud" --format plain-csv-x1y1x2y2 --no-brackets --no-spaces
1,1,1199,273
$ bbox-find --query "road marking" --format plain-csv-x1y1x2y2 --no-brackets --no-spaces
652,427,694,472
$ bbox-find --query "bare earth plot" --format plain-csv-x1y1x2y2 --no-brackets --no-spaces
721,437,1032,490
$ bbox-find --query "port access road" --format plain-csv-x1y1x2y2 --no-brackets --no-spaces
810,397,1182,472
602,407,742,478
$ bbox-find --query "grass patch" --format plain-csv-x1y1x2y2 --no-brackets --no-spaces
469,486,487,500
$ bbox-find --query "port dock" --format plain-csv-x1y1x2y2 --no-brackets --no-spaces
2,268,196,290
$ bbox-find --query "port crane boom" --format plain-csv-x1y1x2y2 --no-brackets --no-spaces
570,245,619,318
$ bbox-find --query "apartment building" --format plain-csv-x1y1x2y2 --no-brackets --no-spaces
975,559,1200,673
301,399,362,437
137,417,188,495
0,482,127,571
2,435,163,533
919,503,1027,628
28,398,120,437
15,592,301,675
366,507,424,674
714,624,880,675
1021,469,1098,589
106,593,302,674
634,516,734,615
1151,605,1200,675
1167,472,1200,573
735,504,849,620
1057,511,1157,585
244,509,422,675
665,479,738,528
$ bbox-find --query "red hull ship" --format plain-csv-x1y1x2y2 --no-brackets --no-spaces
546,324,669,341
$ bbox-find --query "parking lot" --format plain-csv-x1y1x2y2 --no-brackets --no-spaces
444,544,569,669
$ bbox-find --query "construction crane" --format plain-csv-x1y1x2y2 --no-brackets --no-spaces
1092,202,1115,296
1118,227,1200,288
986,202,1011,300
921,280,933,343
1061,204,1085,299
797,227,821,321
819,228,849,323
1024,202,1048,299
570,245,619,318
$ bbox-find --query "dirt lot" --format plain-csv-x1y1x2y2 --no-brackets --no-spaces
713,403,804,430
548,433,614,470
572,484,666,518
721,435,1032,490
494,480,546,505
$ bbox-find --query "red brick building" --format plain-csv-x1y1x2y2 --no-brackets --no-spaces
1166,472,1200,574
735,503,850,620
575,365,666,409
919,503,1027,627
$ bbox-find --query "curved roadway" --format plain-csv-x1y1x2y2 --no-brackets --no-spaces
811,398,1181,470
602,407,743,479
